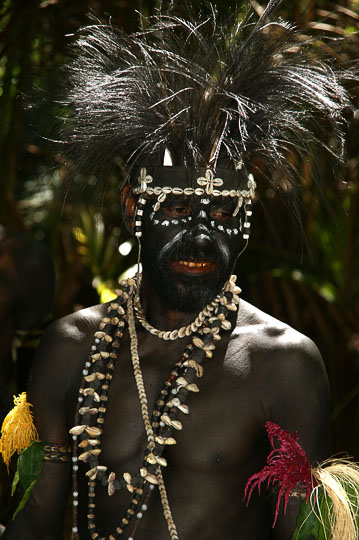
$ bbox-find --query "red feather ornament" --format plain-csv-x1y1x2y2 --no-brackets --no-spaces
244,421,313,525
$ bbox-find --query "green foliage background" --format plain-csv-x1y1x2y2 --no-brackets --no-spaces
0,0,358,461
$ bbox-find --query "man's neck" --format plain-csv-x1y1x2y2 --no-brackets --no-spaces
138,274,212,332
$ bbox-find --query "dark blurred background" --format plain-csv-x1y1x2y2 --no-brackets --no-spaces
0,0,358,473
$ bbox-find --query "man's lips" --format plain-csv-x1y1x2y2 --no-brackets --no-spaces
170,260,217,275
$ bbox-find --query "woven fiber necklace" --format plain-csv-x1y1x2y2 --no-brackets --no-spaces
69,275,240,540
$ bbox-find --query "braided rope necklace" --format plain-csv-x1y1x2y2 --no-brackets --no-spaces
70,275,240,540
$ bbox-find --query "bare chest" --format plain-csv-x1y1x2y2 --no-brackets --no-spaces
72,327,272,539
93,330,266,475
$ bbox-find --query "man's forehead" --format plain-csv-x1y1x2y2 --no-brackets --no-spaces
132,166,250,191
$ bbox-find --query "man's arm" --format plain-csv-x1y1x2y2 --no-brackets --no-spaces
2,462,71,540
2,315,86,540
263,331,331,540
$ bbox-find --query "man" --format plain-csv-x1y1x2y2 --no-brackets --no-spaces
1,3,355,539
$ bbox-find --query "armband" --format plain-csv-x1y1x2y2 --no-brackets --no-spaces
43,442,71,463
288,488,306,501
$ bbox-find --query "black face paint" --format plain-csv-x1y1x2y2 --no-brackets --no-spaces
140,195,244,312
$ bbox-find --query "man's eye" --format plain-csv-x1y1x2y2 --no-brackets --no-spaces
210,208,232,221
163,206,189,217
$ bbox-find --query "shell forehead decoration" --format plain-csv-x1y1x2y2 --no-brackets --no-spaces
132,166,256,216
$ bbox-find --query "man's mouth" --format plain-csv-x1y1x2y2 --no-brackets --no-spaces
170,260,217,275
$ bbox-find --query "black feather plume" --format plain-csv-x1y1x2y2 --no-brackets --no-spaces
60,3,354,189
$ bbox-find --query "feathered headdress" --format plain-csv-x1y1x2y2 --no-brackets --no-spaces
60,0,353,190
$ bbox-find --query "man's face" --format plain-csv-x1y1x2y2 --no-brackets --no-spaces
140,194,244,312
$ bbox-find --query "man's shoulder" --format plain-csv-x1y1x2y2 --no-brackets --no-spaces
230,300,329,415
28,302,110,404
31,303,108,376
47,303,107,343
232,299,322,367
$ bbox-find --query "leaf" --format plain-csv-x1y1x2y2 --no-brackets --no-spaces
11,470,19,497
291,489,332,540
18,440,45,492
316,491,332,540
11,441,46,520
291,498,319,540
12,480,37,520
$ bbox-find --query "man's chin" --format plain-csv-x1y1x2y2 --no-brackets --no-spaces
153,266,225,313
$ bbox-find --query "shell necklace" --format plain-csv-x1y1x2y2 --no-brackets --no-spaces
70,275,240,540
133,289,226,340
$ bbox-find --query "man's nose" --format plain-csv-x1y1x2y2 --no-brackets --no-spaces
190,210,213,249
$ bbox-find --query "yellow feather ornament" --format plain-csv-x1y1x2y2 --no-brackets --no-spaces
0,392,38,471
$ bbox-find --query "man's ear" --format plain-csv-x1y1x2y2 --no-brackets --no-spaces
121,183,137,234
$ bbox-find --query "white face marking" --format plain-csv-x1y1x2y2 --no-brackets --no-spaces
148,192,249,236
